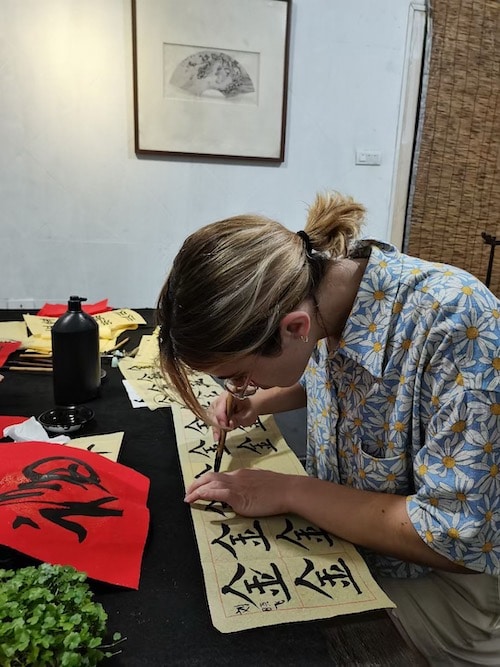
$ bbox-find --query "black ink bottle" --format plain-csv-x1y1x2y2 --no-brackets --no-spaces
51,296,100,406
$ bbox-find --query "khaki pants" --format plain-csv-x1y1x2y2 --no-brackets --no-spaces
378,571,500,666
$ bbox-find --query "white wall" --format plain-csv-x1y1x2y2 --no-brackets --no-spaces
0,0,415,308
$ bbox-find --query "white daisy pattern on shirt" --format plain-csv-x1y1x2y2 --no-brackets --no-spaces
300,241,500,578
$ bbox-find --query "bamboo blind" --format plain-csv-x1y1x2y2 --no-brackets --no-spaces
406,0,499,295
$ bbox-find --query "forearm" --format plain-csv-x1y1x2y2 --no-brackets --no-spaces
286,476,471,573
252,383,307,415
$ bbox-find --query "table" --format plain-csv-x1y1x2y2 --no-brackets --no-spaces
0,309,426,666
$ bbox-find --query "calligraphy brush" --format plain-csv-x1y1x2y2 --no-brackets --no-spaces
102,337,130,354
213,393,234,473
1,365,52,373
20,353,52,360
7,359,53,368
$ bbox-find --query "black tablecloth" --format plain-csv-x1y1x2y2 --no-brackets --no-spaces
0,309,421,666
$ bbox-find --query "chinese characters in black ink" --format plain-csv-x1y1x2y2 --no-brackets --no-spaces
210,517,335,557
211,520,271,558
127,365,174,405
294,557,362,599
205,500,231,516
276,518,335,550
185,417,210,435
236,436,277,456
220,557,362,613
189,438,217,459
0,456,123,542
221,562,291,609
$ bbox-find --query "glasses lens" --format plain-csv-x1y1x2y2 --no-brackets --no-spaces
224,375,258,399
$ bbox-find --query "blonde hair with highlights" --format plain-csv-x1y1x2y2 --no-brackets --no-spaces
156,191,365,420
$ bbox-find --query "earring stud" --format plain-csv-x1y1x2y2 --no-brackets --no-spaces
300,335,309,343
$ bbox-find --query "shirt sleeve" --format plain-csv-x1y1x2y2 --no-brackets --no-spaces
406,388,500,574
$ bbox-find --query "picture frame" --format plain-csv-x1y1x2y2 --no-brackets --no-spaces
131,0,291,162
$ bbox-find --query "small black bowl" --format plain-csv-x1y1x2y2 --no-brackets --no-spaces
38,406,95,434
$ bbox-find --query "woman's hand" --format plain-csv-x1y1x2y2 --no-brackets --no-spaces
208,391,260,440
184,468,294,517
207,384,308,440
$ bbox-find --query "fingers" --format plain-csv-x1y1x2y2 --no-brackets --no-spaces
208,392,259,441
184,472,229,505
185,471,221,495
207,392,230,440
211,414,233,442
184,468,292,518
212,423,221,442
209,391,242,440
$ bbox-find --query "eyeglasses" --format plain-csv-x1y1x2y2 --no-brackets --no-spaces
223,373,258,400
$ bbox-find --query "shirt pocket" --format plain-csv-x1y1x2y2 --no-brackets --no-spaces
348,436,413,494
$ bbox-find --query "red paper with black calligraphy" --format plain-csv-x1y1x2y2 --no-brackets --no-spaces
0,441,150,589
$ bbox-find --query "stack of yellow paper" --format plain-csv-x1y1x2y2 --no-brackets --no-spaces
22,309,147,354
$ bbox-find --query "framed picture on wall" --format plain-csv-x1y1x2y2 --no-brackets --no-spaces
131,0,291,162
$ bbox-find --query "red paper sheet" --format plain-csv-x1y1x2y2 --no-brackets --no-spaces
36,299,113,317
0,341,21,366
0,441,150,589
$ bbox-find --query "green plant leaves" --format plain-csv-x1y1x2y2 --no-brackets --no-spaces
0,563,123,666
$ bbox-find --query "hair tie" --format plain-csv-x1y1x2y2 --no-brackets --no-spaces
296,230,313,255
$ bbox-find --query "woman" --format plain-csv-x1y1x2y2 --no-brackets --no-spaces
157,192,500,665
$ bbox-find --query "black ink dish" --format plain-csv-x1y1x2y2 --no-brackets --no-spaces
38,406,95,434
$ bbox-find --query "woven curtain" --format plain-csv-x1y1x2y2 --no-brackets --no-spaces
406,0,499,295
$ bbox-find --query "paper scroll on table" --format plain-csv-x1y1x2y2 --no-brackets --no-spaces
119,332,394,632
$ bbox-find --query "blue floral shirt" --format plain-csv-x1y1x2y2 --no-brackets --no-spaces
300,241,500,578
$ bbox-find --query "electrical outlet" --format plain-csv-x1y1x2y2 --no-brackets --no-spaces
355,149,382,166
7,298,36,309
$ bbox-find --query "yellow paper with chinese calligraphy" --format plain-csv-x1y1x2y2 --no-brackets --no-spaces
68,431,124,462
171,373,395,633
118,330,182,410
23,310,147,354
118,355,176,410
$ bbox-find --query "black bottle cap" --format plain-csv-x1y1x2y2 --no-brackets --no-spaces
68,296,88,312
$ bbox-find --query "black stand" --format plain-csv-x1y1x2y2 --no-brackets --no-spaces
481,232,500,288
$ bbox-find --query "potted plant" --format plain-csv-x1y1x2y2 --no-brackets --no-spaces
0,562,123,666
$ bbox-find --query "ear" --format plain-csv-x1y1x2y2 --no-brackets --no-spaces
279,310,311,344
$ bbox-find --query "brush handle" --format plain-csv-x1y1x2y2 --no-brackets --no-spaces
2,365,52,373
213,393,234,472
